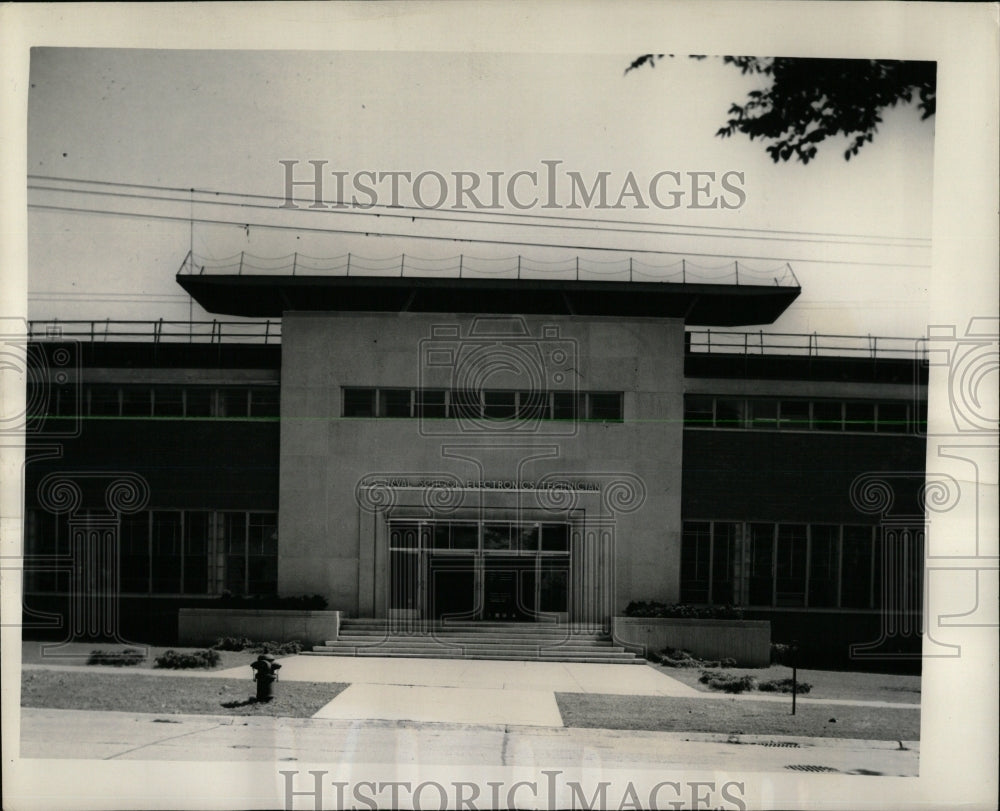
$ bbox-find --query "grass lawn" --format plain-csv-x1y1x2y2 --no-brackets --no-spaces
21,640,267,671
556,692,920,741
657,663,921,703
21,669,347,718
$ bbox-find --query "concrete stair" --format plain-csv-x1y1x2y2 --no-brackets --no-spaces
307,619,645,664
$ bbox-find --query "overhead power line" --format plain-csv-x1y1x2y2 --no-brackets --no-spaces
27,202,931,269
28,174,931,248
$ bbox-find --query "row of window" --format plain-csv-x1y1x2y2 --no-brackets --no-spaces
389,520,571,553
683,396,924,433
24,510,278,596
681,520,923,610
30,384,280,419
344,388,624,422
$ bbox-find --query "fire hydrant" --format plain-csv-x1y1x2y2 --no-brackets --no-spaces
250,654,281,702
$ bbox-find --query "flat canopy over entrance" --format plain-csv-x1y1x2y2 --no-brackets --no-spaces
176,273,800,326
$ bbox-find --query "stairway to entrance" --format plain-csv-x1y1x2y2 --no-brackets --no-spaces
307,619,646,664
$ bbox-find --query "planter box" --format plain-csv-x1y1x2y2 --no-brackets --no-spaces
612,617,771,667
178,608,341,647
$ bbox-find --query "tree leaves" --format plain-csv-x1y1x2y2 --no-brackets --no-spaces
628,55,937,164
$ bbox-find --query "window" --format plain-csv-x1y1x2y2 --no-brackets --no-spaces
183,512,211,594
711,522,740,605
249,387,280,418
484,391,517,420
153,387,184,417
483,522,512,551
120,512,150,593
151,512,182,592
248,513,278,594
747,523,775,605
541,523,570,552
684,396,714,428
680,521,711,603
809,525,839,607
218,388,249,418
90,386,120,416
343,388,376,417
417,389,446,420
553,392,581,421
186,387,213,417
587,392,623,422
775,524,807,606
684,396,919,434
841,526,875,608
380,389,413,418
121,386,151,417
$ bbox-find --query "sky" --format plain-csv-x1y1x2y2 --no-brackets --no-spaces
27,48,935,337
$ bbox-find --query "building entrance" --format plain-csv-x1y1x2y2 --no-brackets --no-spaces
389,520,570,622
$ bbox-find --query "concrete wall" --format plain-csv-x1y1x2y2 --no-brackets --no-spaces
178,608,341,646
612,617,771,666
278,311,686,619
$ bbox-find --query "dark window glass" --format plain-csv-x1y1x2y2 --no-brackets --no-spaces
684,396,714,428
121,386,151,417
219,388,249,418
153,387,184,417
484,391,516,420
186,388,213,417
539,559,568,613
711,522,739,605
483,522,512,551
841,526,874,608
747,523,774,605
715,399,745,429
809,525,839,607
517,390,548,421
417,389,446,420
223,512,247,595
812,400,842,430
248,513,278,594
541,523,570,552
680,521,711,603
552,392,581,421
54,384,80,417
432,523,450,550
749,399,779,430
249,387,280,418
380,389,412,418
518,524,540,552
845,402,875,432
119,512,150,593
89,386,119,416
775,524,807,606
183,512,210,595
343,388,376,417
877,402,908,433
588,393,622,422
151,512,182,593
915,400,927,434
451,388,481,420
451,523,478,550
779,400,810,430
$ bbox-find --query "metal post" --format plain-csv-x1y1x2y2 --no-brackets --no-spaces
238,252,244,275
518,256,521,278
401,254,405,276
459,254,463,277
346,253,351,276
629,257,633,282
575,257,579,281
791,640,799,715
682,259,686,283
292,253,297,276
734,261,739,285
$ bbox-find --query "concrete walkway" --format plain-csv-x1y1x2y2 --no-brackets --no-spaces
19,707,920,776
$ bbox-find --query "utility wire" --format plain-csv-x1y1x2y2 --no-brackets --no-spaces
28,173,930,247
27,202,930,269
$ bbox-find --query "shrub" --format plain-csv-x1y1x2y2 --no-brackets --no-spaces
623,601,744,620
698,670,759,694
657,647,738,668
759,678,812,694
210,637,304,655
256,640,304,655
87,648,145,667
154,649,221,669
217,593,328,610
212,636,256,651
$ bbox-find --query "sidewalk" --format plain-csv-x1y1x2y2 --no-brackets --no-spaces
19,707,920,776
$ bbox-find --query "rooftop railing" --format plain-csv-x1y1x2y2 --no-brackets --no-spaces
28,320,926,360
27,319,281,344
687,329,928,361
176,249,801,288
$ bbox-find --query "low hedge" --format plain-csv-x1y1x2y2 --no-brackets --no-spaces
623,601,744,620
154,649,221,669
87,648,145,667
